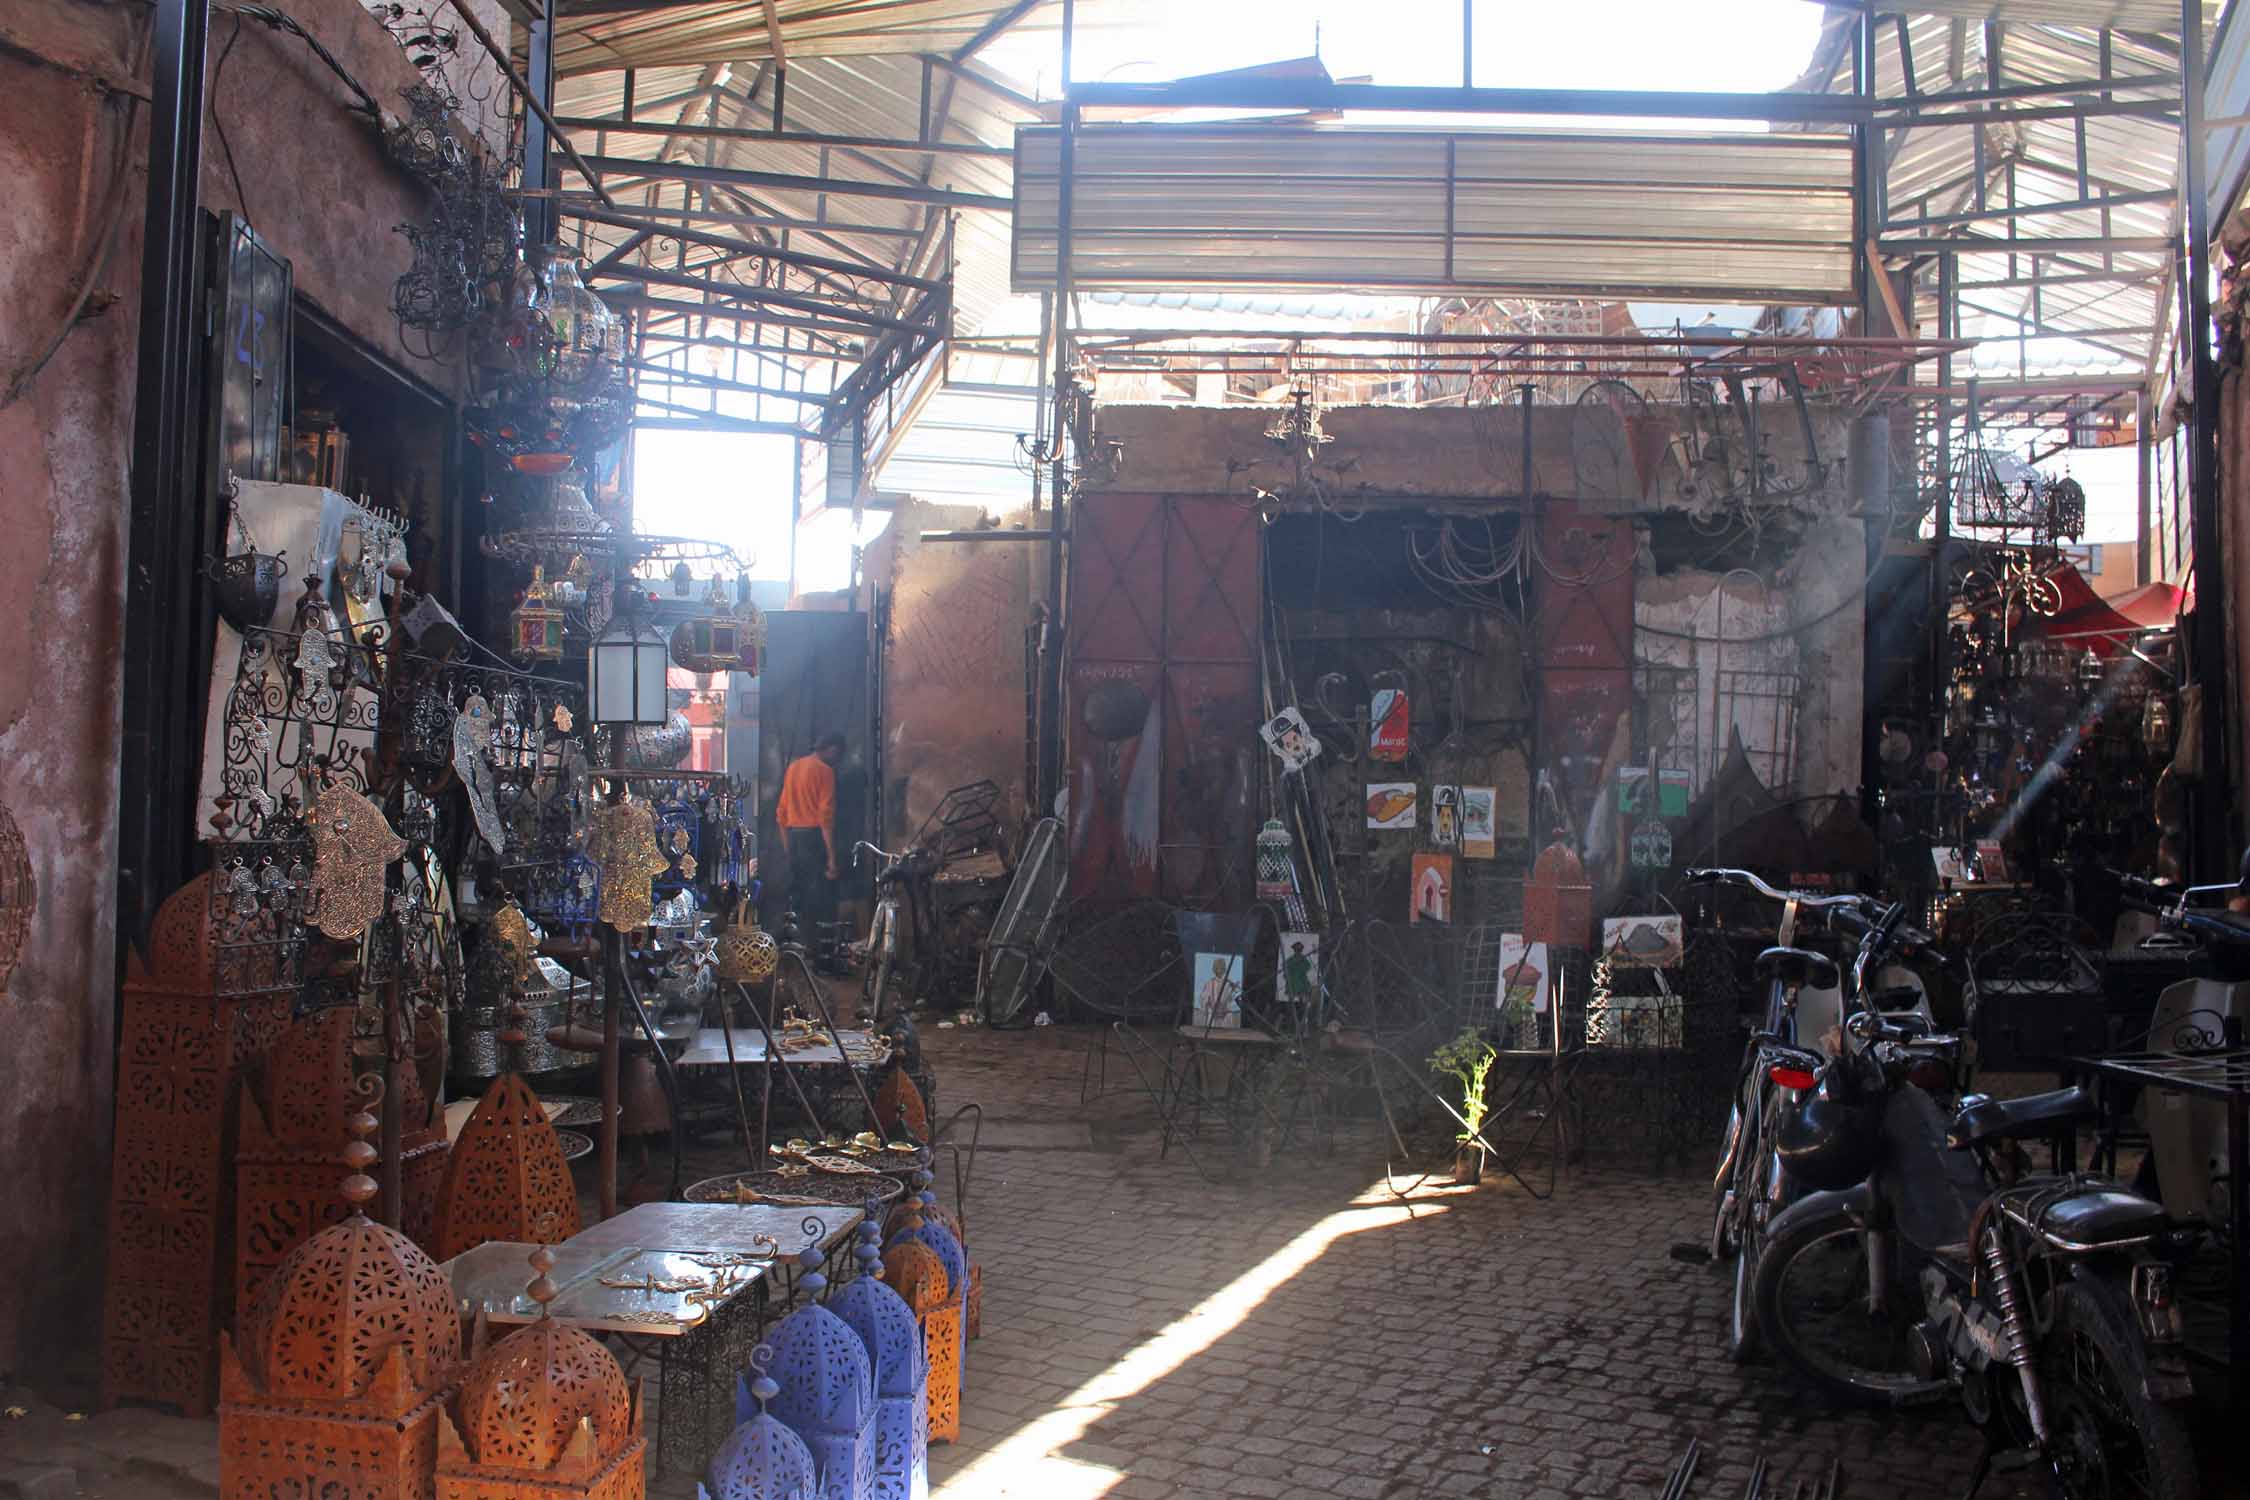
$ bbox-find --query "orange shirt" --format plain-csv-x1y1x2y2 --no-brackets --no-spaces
775,753,836,832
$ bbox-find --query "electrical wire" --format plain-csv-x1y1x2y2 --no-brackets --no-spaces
217,3,386,121
213,11,255,227
0,10,147,412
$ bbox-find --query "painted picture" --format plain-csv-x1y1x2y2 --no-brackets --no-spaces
1461,786,1496,859
1430,785,1461,848
1659,769,1693,817
1411,852,1453,924
1278,932,1320,1009
1497,934,1550,1047
1603,913,1685,969
1369,684,1409,761
1365,782,1417,830
1260,706,1322,772
1192,951,1245,1029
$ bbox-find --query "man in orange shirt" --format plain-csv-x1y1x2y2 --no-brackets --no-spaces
776,731,845,941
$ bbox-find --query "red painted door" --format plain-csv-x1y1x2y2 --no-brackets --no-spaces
1067,494,1262,909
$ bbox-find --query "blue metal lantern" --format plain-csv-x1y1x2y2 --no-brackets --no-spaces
765,1250,877,1500
831,1205,929,1500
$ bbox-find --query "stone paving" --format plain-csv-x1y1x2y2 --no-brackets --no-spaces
6,1021,2235,1499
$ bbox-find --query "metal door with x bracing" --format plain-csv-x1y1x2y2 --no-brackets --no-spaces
1067,493,1262,910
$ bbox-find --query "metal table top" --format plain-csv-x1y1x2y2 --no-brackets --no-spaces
565,1199,862,1258
675,1026,886,1068
2076,1048,2250,1101
442,1239,776,1337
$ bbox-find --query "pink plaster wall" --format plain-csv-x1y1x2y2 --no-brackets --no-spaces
0,0,475,1382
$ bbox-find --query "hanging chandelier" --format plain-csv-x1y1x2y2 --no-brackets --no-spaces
470,245,630,477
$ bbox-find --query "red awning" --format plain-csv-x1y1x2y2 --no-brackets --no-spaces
2034,570,2184,648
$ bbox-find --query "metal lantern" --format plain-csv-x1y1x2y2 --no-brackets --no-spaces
512,565,565,663
590,593,670,725
672,576,766,676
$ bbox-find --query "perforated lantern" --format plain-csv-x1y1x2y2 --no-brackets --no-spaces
590,592,670,725
672,577,766,677
1523,836,1591,948
512,566,565,663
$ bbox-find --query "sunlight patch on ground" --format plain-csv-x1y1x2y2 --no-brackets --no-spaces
933,1192,1450,1497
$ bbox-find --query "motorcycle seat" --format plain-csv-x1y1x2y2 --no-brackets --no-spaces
2033,1188,2170,1246
1945,1086,2098,1150
1756,946,1840,991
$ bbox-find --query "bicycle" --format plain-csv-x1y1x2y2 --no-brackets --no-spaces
1686,866,1879,1362
854,839,934,1029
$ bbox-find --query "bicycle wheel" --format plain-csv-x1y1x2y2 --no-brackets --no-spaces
864,957,896,1029
1715,1083,1764,1363
2037,1275,2200,1500
1752,1204,1945,1407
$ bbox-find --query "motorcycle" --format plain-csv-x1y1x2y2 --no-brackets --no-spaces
1689,869,1949,1362
1753,1020,2201,1497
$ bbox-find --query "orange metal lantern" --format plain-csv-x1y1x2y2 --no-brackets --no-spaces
432,1073,582,1260
881,1232,960,1446
1523,837,1592,948
438,1245,645,1500
219,1098,463,1500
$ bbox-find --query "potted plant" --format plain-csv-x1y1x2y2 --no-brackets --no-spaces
1427,1027,1498,1184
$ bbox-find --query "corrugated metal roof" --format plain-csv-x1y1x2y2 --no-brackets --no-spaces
554,0,1055,77
1014,124,1858,303
1868,0,2203,27
1798,3,2202,376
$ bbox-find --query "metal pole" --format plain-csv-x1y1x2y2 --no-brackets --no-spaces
2181,0,2233,874
1462,0,1473,88
1932,252,1955,781
119,0,210,952
599,928,623,1219
1039,0,1077,816
518,2,561,243
2137,387,2154,586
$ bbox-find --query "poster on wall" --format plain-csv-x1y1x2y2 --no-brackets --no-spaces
1461,786,1497,859
1191,951,1245,1028
1497,934,1550,1049
1369,682,1410,760
1278,932,1320,1009
1365,783,1417,830
1430,785,1461,848
1411,853,1453,924
1174,910,1258,1030
1603,914,1685,968
1259,706,1322,772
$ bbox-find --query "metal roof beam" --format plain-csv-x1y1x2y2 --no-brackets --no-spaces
1884,187,2173,231
1875,70,2176,107
602,263,930,332
624,357,836,405
1881,233,2171,252
567,205,945,291
1886,97,2180,127
599,292,873,346
1066,77,1876,123
953,0,1045,61
555,195,922,240
571,153,1010,210
1955,267,2166,289
555,116,1011,157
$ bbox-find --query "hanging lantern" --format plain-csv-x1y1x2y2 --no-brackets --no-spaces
2075,648,2107,694
473,247,630,477
2142,694,2175,754
670,576,766,676
1523,836,1591,948
511,565,566,663
590,591,670,726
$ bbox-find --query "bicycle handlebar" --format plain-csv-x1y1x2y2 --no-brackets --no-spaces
1682,867,1874,911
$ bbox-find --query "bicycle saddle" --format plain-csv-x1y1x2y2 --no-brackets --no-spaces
1755,946,1840,991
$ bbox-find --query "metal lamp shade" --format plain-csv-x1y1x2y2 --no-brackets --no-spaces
590,615,670,724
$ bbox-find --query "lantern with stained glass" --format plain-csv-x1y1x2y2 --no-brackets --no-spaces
671,577,766,677
512,566,565,663
591,591,670,725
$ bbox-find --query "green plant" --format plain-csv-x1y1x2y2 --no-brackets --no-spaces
1427,1026,1498,1145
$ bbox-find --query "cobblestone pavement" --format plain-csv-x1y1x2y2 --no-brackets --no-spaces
913,1023,2011,1500
10,1021,2235,1500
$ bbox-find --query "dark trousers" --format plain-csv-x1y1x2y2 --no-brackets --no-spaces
785,827,835,934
